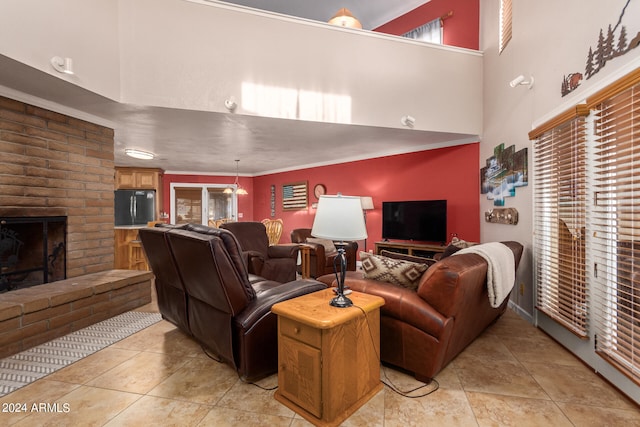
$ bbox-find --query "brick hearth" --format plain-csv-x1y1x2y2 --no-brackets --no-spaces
0,269,153,359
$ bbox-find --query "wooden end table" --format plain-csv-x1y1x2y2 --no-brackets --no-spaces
272,288,384,427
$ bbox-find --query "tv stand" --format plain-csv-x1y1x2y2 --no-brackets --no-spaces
375,241,445,258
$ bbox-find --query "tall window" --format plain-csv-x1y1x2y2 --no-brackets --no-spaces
591,80,640,385
531,70,640,385
499,0,512,53
532,113,588,337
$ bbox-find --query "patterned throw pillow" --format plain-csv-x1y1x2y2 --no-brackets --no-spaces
360,252,429,290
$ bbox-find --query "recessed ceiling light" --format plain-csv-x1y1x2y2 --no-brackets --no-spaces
125,148,154,160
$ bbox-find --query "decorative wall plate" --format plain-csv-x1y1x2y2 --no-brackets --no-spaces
313,184,326,199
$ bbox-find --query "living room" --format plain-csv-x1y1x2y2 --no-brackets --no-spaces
1,0,639,423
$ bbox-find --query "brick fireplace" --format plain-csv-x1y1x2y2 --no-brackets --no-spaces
0,96,115,277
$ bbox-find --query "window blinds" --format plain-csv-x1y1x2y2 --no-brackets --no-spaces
499,0,512,54
591,81,640,385
533,116,588,337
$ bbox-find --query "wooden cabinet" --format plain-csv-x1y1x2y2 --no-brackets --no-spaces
375,241,445,258
114,167,163,270
272,289,384,427
115,167,164,223
115,167,161,190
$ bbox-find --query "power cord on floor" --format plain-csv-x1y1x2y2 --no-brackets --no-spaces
353,303,440,398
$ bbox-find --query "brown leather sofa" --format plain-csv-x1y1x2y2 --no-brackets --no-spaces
221,222,298,283
318,241,523,382
290,228,358,278
139,223,326,381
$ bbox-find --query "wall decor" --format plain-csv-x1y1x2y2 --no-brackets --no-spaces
562,0,639,96
485,207,519,225
282,182,308,210
480,144,528,206
270,185,276,217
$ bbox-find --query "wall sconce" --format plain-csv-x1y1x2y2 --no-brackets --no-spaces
401,115,415,128
50,56,74,75
509,74,534,89
125,148,154,160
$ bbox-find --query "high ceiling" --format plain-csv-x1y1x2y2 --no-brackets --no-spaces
0,1,476,177
216,0,429,31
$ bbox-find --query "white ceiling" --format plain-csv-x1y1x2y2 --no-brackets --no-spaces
0,1,476,177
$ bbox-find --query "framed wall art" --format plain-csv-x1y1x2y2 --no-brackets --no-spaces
282,182,308,210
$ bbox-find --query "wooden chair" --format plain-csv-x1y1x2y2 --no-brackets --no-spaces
128,239,148,270
261,218,284,246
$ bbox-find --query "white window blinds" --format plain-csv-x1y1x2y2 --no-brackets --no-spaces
591,79,640,385
499,0,512,53
533,114,588,337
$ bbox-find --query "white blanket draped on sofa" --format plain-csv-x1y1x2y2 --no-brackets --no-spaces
453,242,515,308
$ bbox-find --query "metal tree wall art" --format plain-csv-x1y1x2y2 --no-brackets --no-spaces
561,0,639,97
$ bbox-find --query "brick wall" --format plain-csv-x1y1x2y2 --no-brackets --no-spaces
0,95,115,276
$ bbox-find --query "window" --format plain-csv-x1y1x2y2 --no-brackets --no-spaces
532,112,588,337
530,69,640,385
499,0,512,53
171,184,236,225
591,79,640,385
402,17,442,44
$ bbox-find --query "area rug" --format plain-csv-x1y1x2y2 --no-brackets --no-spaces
0,310,162,397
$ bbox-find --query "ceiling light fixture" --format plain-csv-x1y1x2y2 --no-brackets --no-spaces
50,56,74,75
328,8,362,29
124,148,154,160
224,160,248,195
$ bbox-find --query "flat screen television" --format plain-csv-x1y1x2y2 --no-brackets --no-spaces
382,200,447,243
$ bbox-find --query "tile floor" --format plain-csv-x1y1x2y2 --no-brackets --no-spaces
1,291,639,427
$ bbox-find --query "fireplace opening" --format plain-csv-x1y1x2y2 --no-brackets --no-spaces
0,216,67,292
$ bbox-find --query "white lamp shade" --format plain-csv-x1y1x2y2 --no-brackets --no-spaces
360,196,374,210
311,195,368,241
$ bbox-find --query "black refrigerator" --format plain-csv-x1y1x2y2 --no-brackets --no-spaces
114,190,156,226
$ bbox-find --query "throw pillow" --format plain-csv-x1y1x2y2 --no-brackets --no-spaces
359,251,428,291
306,237,337,253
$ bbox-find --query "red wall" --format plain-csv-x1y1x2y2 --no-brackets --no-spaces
161,144,480,250
374,0,479,50
253,144,480,247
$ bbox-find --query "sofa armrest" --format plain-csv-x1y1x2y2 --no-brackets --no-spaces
234,279,327,329
416,253,487,317
267,244,299,259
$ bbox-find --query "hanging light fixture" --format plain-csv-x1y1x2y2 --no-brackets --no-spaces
224,160,248,195
328,8,362,29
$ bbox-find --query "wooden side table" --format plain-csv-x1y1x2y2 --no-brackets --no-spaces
299,244,311,278
272,289,384,427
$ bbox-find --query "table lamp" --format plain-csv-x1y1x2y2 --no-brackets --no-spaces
311,194,368,307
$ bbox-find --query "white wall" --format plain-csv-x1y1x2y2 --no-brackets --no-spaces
117,0,483,134
481,0,640,402
0,0,484,136
0,0,121,101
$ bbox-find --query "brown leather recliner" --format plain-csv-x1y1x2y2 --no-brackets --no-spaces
139,223,326,381
221,222,298,283
290,228,358,278
318,241,523,382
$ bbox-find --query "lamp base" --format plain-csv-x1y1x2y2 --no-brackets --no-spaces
330,293,353,308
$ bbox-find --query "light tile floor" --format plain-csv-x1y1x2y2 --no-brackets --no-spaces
1,291,639,426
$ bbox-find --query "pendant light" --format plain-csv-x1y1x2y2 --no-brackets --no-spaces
328,8,362,29
224,160,248,195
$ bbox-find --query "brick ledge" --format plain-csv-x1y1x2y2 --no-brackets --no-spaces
0,269,154,358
